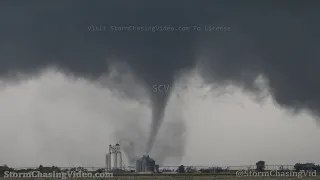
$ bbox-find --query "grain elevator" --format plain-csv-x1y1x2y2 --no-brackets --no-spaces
136,155,156,172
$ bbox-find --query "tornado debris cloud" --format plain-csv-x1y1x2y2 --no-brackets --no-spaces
1,1,320,163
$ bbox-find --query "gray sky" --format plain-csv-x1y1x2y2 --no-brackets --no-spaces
0,68,319,168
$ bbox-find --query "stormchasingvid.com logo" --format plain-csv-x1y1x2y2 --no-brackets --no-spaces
4,171,113,179
236,170,316,178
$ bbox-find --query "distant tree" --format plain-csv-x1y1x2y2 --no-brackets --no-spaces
213,167,223,173
51,166,61,172
178,165,185,173
70,167,76,171
305,163,315,171
94,168,105,173
76,167,86,172
278,165,284,171
199,168,211,173
36,165,61,173
0,165,14,176
39,165,44,173
225,167,230,172
256,161,265,172
200,167,221,173
294,163,315,171
314,165,320,171
186,166,197,173
162,168,171,172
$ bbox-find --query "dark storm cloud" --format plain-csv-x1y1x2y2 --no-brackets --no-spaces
1,0,320,163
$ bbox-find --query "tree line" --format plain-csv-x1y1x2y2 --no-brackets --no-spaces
177,161,320,173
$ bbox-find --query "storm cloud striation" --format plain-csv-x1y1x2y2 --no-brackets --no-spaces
1,0,320,163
